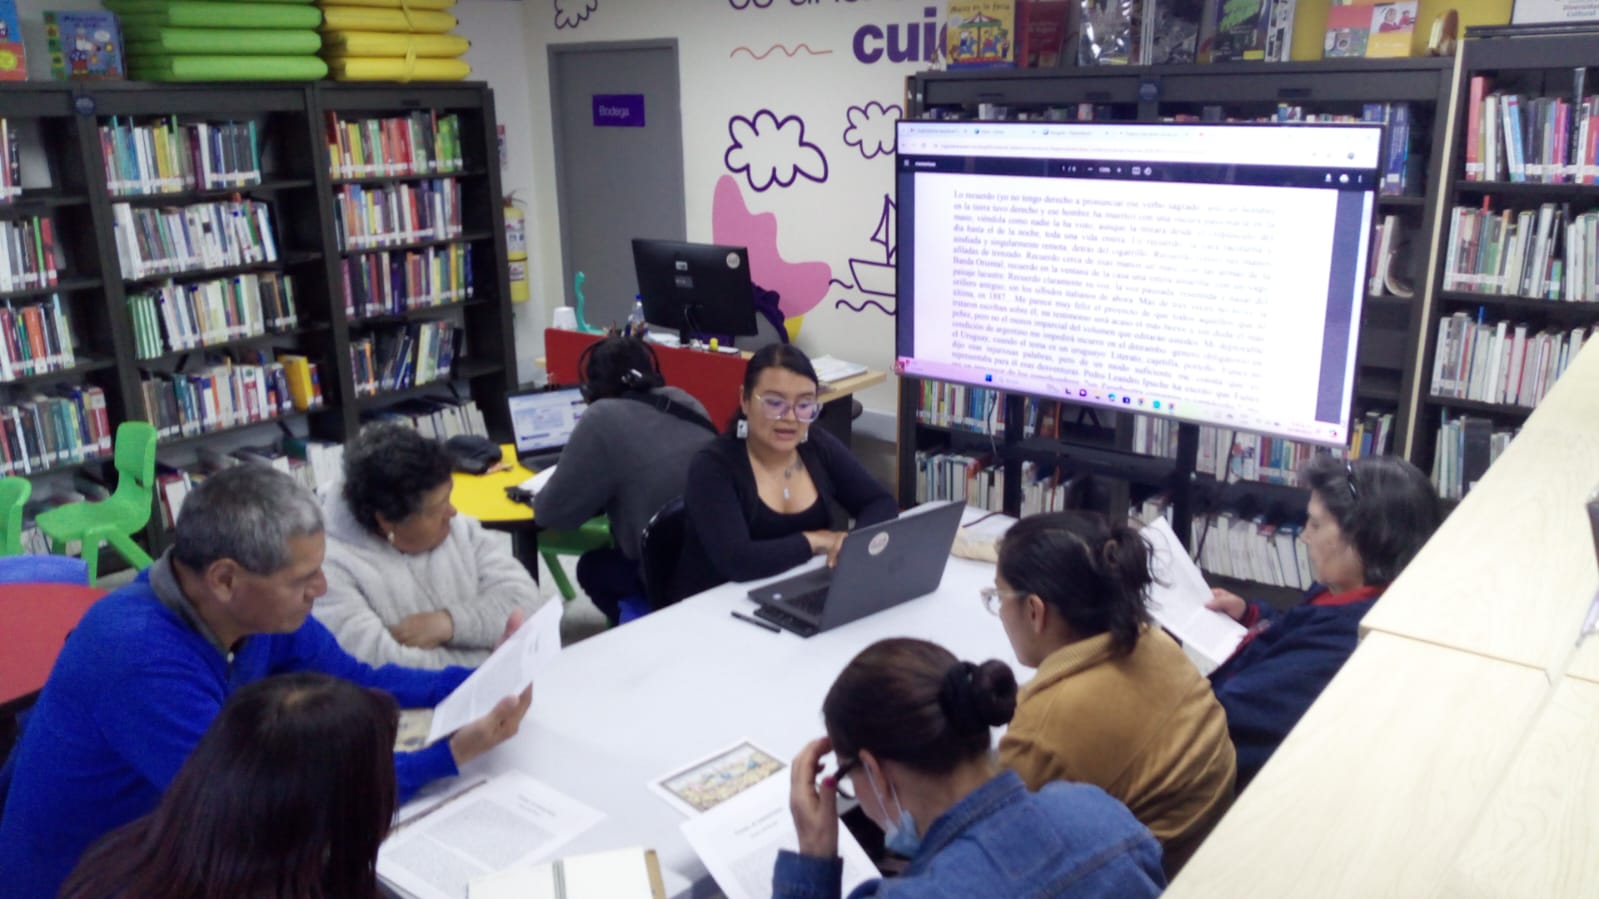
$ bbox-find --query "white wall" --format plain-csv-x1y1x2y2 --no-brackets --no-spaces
457,0,544,387
521,0,944,415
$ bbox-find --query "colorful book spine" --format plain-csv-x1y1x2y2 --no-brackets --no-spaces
110,199,278,280
324,111,463,180
332,179,463,252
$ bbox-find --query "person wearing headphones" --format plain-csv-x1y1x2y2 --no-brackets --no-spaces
532,333,716,624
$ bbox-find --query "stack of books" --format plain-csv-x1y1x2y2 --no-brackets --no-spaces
332,178,462,251
0,386,113,475
98,118,261,196
342,243,474,318
1430,314,1594,406
139,360,294,438
324,112,464,178
110,199,278,279
0,217,62,291
127,272,297,358
349,321,456,396
0,296,77,380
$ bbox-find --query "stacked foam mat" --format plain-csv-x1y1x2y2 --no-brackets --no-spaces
318,0,470,82
107,0,329,81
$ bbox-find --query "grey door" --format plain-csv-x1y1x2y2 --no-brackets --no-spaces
548,41,685,332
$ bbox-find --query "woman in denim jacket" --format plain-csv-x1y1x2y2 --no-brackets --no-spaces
773,638,1167,899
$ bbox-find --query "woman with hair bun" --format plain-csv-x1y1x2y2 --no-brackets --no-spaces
776,638,1165,898
992,511,1235,877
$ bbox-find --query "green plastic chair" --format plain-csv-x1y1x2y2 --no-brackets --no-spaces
0,476,31,556
37,421,159,584
539,515,613,602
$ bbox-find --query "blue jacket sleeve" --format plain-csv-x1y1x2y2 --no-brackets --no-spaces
684,444,813,583
395,740,460,803
773,850,850,899
810,427,897,527
93,648,227,795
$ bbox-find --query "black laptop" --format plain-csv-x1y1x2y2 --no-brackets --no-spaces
748,501,966,637
507,387,586,470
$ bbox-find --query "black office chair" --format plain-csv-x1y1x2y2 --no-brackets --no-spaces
639,496,688,611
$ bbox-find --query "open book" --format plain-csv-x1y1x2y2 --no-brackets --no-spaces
1139,515,1248,675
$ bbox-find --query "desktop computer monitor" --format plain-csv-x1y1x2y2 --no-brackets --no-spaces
631,238,758,339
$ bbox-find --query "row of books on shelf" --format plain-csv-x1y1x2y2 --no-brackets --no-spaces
1442,202,1599,301
1429,313,1593,407
127,273,298,359
0,385,112,477
1431,414,1515,501
324,111,465,181
0,216,61,293
913,450,1081,517
350,321,457,397
138,355,322,439
99,118,261,197
363,395,487,444
342,243,475,319
0,120,22,201
0,296,76,382
333,179,462,253
111,199,278,280
913,380,999,432
155,437,347,529
1465,73,1599,184
1134,496,1314,592
1130,415,1393,484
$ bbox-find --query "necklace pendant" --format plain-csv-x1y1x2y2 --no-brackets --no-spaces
783,486,791,501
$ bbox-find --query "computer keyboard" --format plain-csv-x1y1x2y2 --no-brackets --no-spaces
754,604,819,637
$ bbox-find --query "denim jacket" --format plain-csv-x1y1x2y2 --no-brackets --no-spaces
772,771,1167,899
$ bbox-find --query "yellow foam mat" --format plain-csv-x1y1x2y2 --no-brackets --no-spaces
321,29,466,57
328,56,469,81
318,5,456,33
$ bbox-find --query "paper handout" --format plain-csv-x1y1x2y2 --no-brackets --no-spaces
427,598,563,744
650,740,786,816
378,771,605,899
1140,515,1248,675
467,847,667,899
681,771,877,899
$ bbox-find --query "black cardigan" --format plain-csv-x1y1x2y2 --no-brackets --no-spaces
672,426,898,600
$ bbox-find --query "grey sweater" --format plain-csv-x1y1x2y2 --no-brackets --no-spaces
314,490,548,668
532,386,713,559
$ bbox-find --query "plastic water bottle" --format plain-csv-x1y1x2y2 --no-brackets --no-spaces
626,298,646,336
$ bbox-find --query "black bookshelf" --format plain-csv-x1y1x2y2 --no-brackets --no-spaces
902,59,1456,594
0,82,513,555
1411,34,1599,500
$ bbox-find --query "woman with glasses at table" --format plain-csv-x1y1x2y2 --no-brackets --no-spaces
673,344,896,600
777,637,1166,898
988,510,1235,877
1204,454,1441,789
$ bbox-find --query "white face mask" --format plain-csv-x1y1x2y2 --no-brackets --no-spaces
863,764,921,857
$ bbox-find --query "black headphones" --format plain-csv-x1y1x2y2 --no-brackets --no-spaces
577,335,664,402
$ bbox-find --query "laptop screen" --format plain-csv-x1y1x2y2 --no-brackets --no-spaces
509,388,587,454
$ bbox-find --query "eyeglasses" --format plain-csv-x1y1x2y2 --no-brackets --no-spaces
833,757,858,801
756,394,821,422
979,586,1025,615
1344,461,1360,501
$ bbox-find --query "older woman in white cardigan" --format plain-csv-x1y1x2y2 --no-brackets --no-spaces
313,423,548,668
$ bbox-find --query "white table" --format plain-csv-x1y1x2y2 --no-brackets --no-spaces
460,518,1024,897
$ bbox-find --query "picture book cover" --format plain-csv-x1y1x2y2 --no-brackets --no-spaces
45,11,125,81
947,0,1017,68
1016,0,1071,68
0,0,25,82
1323,2,1373,58
1364,1,1417,57
1208,0,1267,62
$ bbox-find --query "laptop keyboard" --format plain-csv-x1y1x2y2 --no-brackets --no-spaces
787,587,829,617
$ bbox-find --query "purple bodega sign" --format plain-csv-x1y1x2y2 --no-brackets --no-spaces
593,94,645,127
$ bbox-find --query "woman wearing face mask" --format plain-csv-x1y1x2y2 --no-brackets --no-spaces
777,638,1167,899
673,344,896,601
1205,454,1440,789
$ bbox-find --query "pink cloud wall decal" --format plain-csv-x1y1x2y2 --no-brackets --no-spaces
711,174,832,321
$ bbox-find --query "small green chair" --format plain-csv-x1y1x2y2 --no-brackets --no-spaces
0,476,32,556
538,515,613,601
37,421,159,584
